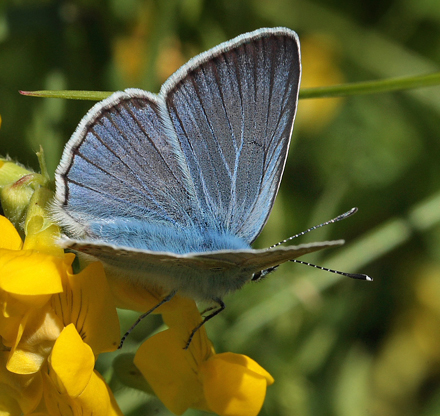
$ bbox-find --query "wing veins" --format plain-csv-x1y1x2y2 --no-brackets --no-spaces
185,71,230,215
67,149,177,221
106,105,195,224
235,37,296,237
170,102,218,219
118,100,189,190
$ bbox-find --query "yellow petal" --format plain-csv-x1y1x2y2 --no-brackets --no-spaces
0,292,29,346
199,353,274,416
159,295,205,331
53,261,120,354
0,351,43,414
49,324,94,397
23,220,63,257
7,306,63,374
157,295,217,357
76,370,124,416
0,391,21,416
134,327,207,415
0,216,22,250
106,276,167,312
106,274,192,319
213,352,274,385
106,275,204,344
0,250,65,295
42,370,77,416
42,367,123,416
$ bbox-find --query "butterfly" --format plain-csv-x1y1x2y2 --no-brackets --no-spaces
52,27,368,345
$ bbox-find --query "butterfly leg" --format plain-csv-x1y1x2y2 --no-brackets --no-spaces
184,298,225,350
119,290,177,349
199,304,219,315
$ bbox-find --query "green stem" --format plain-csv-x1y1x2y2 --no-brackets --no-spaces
20,71,440,101
19,90,113,101
300,71,440,99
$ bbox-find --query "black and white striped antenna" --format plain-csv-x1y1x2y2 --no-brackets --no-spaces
270,207,372,281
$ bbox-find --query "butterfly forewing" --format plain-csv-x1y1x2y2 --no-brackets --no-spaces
162,28,301,242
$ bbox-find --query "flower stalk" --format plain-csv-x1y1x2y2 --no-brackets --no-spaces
20,71,440,101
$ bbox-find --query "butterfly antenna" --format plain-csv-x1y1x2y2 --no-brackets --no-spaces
268,207,372,281
269,207,358,249
291,259,372,281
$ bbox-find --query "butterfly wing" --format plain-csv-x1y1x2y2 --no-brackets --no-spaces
60,238,343,301
53,27,300,250
53,90,198,238
161,27,301,242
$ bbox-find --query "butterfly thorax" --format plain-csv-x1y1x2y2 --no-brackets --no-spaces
87,218,250,254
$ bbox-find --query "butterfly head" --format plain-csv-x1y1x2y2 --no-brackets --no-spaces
251,265,279,282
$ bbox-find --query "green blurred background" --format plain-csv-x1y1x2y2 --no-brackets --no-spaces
1,0,440,415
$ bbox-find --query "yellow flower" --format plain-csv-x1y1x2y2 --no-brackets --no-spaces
0,156,273,415
43,324,122,416
0,214,122,415
0,215,65,373
131,291,274,416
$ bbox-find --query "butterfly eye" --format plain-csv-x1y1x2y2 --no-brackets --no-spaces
252,265,279,281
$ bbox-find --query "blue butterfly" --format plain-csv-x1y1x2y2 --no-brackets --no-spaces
52,28,359,344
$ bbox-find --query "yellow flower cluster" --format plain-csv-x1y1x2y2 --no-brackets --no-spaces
0,157,273,415
112,281,274,415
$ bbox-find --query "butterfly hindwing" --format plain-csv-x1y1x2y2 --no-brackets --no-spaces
61,238,343,300
53,91,197,238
